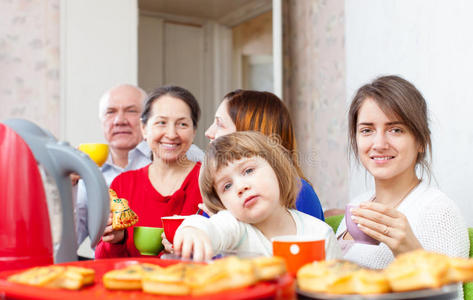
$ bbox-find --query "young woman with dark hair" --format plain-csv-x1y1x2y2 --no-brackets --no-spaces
337,76,468,273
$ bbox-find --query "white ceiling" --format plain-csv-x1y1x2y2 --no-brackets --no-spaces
138,0,257,20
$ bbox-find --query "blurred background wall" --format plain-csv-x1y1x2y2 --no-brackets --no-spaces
1,0,473,226
345,0,473,225
0,0,60,137
282,0,347,210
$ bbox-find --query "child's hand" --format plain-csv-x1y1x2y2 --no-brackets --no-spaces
173,227,213,261
102,212,125,244
162,232,173,253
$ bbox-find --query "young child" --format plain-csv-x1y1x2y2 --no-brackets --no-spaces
172,131,341,261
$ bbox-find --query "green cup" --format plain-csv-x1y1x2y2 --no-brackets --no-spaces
133,226,164,255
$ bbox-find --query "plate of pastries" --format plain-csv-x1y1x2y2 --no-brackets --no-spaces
0,256,294,300
297,249,473,299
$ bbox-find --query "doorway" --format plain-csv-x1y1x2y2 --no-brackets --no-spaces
137,0,274,148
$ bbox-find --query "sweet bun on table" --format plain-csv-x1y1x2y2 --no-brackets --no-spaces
385,249,473,292
251,256,287,281
328,268,389,295
8,266,95,290
445,257,473,284
385,250,448,291
142,258,257,296
8,266,66,287
187,256,258,296
103,263,161,290
58,266,95,289
298,250,473,295
126,256,287,296
297,260,361,293
142,263,192,296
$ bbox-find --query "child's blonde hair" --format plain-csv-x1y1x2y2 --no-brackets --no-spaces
199,131,301,214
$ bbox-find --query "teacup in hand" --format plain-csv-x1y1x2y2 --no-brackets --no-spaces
272,235,325,276
345,204,380,245
78,143,109,167
161,216,187,244
133,226,164,255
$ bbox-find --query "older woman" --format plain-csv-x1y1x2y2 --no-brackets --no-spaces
205,90,324,220
95,86,202,258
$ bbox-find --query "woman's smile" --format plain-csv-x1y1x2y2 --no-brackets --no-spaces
159,142,180,149
370,155,396,164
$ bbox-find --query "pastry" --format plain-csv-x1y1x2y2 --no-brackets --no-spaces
446,257,473,283
103,263,161,290
57,266,95,289
143,256,269,296
328,269,389,294
188,256,258,295
298,259,389,295
251,256,286,280
385,250,449,292
297,260,361,293
109,188,138,230
298,250,473,295
142,263,191,296
108,256,286,295
8,265,95,290
8,266,66,287
385,249,473,292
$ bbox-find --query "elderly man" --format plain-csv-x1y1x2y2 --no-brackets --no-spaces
75,84,203,255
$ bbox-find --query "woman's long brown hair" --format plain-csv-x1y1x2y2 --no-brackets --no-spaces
224,89,310,184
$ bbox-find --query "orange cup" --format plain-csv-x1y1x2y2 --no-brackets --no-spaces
272,235,325,276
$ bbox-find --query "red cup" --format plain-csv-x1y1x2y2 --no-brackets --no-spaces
272,235,325,277
161,216,187,244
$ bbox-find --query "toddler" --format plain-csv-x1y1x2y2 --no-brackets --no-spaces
173,131,341,261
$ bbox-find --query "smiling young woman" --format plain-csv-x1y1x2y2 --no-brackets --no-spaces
336,75,469,274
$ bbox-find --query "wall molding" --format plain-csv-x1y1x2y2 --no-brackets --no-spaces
140,10,207,26
218,0,272,27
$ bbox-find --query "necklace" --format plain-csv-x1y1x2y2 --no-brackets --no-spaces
373,179,420,209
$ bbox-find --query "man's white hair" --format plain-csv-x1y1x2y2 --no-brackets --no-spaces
98,84,148,119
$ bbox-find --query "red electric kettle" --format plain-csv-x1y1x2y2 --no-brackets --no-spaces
0,119,109,271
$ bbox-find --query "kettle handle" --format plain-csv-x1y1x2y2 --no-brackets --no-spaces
47,143,109,248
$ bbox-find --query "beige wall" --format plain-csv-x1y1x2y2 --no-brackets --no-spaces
232,11,272,55
0,1,348,212
283,0,348,210
0,0,60,137
232,11,272,89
